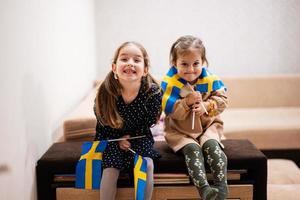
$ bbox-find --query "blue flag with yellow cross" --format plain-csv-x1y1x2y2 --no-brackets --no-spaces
161,66,226,114
134,154,148,200
75,140,108,189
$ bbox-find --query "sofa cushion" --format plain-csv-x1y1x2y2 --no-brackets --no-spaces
64,118,96,141
268,159,300,184
63,106,300,151
222,107,300,150
268,184,300,200
267,159,300,200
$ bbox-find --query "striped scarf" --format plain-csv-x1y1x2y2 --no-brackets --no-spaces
161,66,225,114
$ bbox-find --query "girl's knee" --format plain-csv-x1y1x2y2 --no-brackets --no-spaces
144,157,154,173
182,143,201,154
102,168,120,180
203,139,219,147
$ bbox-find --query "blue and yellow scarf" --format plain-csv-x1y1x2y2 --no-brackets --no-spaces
161,66,226,114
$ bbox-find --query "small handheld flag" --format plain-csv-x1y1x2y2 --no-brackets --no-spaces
133,153,148,200
75,140,108,189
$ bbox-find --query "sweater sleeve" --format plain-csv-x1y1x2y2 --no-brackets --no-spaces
205,88,228,116
168,98,191,120
94,123,109,141
94,98,117,141
144,84,163,127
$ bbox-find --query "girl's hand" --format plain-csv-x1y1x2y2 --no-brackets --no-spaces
118,135,131,151
186,91,202,106
193,101,208,116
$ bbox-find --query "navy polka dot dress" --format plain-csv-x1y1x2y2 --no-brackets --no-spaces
94,82,162,171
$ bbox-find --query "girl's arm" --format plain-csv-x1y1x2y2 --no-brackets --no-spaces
95,123,111,140
144,85,163,127
94,101,117,140
168,98,191,120
203,88,228,117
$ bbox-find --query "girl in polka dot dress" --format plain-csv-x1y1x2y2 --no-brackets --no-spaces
94,41,162,200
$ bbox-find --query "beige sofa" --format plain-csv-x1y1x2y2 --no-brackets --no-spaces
222,75,300,150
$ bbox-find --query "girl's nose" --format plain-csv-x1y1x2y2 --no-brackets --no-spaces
127,59,134,66
186,65,194,72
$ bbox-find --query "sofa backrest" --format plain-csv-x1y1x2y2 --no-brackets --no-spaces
95,74,300,108
223,74,300,108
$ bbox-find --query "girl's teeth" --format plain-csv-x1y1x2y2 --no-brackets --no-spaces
125,69,135,73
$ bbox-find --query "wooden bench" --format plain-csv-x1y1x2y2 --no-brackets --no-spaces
36,139,267,200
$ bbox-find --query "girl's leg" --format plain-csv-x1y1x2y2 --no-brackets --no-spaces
203,139,228,200
182,143,218,200
144,157,154,200
100,168,120,200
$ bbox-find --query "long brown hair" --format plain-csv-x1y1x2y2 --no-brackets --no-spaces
95,42,158,129
169,35,208,67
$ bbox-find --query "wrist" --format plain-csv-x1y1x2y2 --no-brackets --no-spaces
182,98,192,110
202,101,210,111
207,100,218,117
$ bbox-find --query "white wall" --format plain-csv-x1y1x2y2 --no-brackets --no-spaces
95,0,300,79
0,0,96,199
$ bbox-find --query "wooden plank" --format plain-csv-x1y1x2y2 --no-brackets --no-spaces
54,170,247,184
56,184,253,200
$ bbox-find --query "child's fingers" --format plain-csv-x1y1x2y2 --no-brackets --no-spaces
193,105,205,115
126,140,131,146
123,143,130,149
195,110,204,115
196,92,202,101
119,138,131,150
120,143,131,150
192,105,200,111
123,140,131,147
187,92,202,106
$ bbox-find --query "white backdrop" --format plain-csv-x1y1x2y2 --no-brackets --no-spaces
95,0,300,79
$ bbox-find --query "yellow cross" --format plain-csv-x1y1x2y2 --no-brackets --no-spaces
162,74,184,110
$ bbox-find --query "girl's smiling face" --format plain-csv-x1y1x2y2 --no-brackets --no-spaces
112,44,148,83
175,48,203,84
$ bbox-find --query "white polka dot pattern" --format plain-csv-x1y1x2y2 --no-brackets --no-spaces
95,83,162,170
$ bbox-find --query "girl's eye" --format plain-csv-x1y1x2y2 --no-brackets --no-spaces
120,58,128,62
134,59,141,63
181,63,188,67
194,62,200,67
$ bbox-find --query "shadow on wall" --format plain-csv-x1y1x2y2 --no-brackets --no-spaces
22,73,50,200
0,164,10,174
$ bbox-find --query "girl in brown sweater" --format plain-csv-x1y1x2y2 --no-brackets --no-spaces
161,35,228,200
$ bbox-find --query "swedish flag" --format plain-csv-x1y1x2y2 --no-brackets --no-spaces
134,154,148,200
75,140,108,189
161,66,226,114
